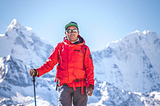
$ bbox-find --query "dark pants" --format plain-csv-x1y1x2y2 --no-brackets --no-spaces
58,84,88,106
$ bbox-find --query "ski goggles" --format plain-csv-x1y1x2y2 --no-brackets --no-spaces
66,29,79,33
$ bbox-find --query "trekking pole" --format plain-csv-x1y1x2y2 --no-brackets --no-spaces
32,75,37,106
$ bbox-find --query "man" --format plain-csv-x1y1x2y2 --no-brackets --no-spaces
30,21,94,106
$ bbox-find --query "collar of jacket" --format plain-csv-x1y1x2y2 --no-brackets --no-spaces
66,36,80,43
63,35,85,45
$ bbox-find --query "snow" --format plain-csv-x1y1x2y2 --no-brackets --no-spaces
26,27,33,31
93,30,160,93
4,92,54,106
0,34,4,37
0,19,160,105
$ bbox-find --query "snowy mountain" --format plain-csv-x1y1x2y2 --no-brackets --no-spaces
0,19,57,106
0,19,160,106
92,30,160,93
88,79,160,106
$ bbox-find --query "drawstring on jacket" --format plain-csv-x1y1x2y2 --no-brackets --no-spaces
81,81,84,94
72,79,85,94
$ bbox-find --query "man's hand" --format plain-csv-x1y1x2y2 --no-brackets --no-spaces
29,69,38,77
87,87,93,96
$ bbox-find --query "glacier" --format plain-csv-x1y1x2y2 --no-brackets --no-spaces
0,19,160,106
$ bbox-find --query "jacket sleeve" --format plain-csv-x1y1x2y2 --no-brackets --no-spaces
84,46,94,90
36,43,60,77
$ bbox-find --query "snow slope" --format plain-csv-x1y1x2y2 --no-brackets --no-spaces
0,19,58,106
92,30,160,93
0,19,160,106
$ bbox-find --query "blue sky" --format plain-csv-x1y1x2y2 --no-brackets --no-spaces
0,0,160,51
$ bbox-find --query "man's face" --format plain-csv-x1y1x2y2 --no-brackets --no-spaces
65,26,79,42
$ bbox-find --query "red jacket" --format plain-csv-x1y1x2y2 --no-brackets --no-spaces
37,35,94,92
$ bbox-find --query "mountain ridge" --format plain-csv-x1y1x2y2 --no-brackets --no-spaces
0,19,160,106
92,29,160,93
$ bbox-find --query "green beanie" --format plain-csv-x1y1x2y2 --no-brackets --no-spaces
65,21,79,30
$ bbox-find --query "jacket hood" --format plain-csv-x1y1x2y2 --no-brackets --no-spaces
63,35,85,45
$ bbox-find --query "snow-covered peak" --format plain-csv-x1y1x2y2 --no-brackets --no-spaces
143,30,150,34
11,19,19,27
6,19,26,32
106,30,160,49
0,19,54,66
126,30,159,39
92,30,160,93
127,30,143,35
